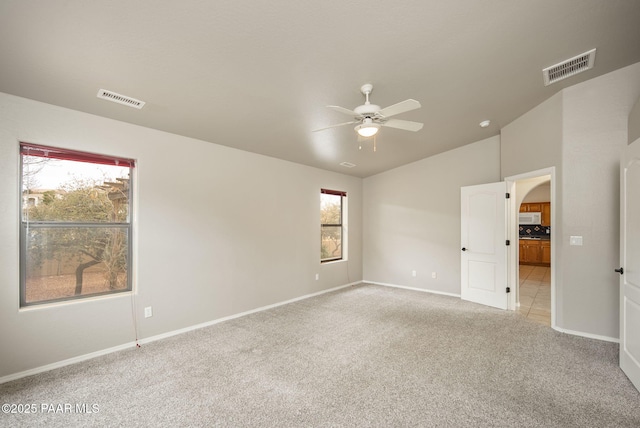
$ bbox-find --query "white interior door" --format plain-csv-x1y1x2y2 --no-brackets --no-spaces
619,137,640,392
461,182,508,310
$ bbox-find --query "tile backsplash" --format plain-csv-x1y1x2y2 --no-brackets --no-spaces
519,225,550,237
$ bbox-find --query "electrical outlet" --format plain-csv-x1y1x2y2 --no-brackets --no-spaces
432,272,437,279
144,306,153,318
412,270,417,277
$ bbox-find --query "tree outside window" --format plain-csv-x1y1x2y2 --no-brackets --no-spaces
20,143,134,306
321,189,345,262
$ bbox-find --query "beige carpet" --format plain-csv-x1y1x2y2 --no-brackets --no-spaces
1,283,639,427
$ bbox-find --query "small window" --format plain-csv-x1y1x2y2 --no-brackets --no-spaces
321,189,346,262
20,143,135,306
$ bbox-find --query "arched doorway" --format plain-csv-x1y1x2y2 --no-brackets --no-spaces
505,167,556,328
516,179,551,325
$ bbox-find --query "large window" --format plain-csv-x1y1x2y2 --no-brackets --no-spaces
20,143,134,306
321,189,346,262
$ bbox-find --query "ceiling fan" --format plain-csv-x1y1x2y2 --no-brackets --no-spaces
313,83,423,138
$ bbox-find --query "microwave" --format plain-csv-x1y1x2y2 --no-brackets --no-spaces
519,212,542,225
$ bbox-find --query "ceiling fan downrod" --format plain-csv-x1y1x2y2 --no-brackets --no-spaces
361,83,373,105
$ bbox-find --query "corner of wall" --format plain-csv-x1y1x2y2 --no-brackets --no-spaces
629,96,640,144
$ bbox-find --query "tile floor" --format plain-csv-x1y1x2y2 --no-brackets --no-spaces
517,264,551,326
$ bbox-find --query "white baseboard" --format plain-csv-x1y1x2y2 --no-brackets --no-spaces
367,281,620,343
0,281,361,385
365,280,461,298
0,342,138,385
137,281,360,346
552,326,619,343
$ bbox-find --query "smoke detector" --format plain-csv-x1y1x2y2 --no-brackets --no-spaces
542,49,596,86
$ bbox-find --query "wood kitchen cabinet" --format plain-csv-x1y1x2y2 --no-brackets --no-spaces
520,202,542,212
540,240,551,264
521,240,539,263
541,202,551,226
519,239,551,266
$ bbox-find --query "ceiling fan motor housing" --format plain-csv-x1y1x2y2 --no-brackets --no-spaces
354,104,380,117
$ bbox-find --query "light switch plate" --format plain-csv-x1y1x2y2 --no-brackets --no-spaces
569,236,583,246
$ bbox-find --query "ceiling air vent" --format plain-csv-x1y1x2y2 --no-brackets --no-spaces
340,162,356,168
542,49,596,86
97,89,145,109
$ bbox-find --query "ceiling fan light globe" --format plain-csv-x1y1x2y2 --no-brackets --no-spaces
355,123,380,137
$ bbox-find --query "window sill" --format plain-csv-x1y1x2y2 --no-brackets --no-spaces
19,290,133,312
321,258,347,265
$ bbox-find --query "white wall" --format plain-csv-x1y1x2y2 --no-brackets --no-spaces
502,62,640,339
501,92,563,179
363,136,501,295
0,93,362,379
560,62,640,337
630,96,640,144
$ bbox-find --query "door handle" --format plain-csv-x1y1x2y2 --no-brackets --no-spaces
461,247,467,251
615,267,624,274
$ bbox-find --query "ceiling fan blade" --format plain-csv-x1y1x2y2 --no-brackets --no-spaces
312,121,357,132
377,99,421,118
382,119,424,132
327,105,358,117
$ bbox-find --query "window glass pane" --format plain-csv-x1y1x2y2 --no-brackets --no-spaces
23,226,129,304
20,144,133,307
22,156,130,223
321,225,342,261
321,193,341,225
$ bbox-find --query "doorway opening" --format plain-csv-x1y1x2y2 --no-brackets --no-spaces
506,168,556,328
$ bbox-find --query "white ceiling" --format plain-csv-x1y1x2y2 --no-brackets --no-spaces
1,0,639,177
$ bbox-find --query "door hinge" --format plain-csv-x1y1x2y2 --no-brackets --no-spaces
506,239,510,246
506,287,511,293
506,192,510,199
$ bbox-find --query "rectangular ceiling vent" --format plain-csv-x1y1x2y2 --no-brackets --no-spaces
542,49,596,86
340,162,356,168
542,48,596,86
97,89,145,109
